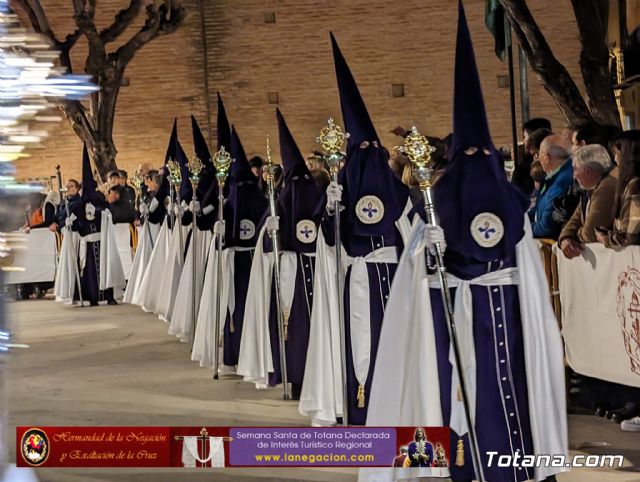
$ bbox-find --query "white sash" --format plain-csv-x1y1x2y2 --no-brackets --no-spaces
226,246,255,320
346,246,398,403
279,251,297,338
427,260,519,437
79,232,101,271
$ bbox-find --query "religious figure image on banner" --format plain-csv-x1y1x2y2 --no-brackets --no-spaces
403,427,434,468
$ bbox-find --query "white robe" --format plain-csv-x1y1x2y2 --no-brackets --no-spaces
99,210,126,299
191,236,233,369
155,224,188,321
299,206,412,426
134,220,171,311
360,216,568,482
237,226,275,385
123,222,159,304
168,228,213,343
53,226,80,305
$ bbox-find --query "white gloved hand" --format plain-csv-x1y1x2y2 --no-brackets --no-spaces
174,201,186,217
149,197,159,213
139,203,149,216
202,204,214,216
189,200,201,214
85,202,96,221
266,215,279,232
65,213,75,228
213,220,225,236
326,181,343,214
424,224,446,255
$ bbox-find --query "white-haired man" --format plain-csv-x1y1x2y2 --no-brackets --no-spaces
559,144,617,259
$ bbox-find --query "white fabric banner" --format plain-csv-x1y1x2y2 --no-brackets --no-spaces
6,229,58,285
558,243,640,388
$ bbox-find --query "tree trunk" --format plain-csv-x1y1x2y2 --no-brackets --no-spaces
500,0,593,126
571,0,621,128
13,0,185,180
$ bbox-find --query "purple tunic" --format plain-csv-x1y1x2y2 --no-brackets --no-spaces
429,251,534,482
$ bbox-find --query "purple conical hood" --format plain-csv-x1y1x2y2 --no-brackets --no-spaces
276,108,309,179
330,32,378,150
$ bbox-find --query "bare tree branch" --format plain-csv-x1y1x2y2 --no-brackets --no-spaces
86,0,96,19
12,0,40,32
115,1,185,68
100,0,143,44
29,0,56,39
72,5,107,70
500,0,592,125
61,28,81,50
570,0,620,127
14,0,184,178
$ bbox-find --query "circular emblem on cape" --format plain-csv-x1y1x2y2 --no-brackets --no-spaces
85,202,96,221
470,212,504,248
296,219,317,244
355,195,384,224
21,428,50,466
238,219,255,240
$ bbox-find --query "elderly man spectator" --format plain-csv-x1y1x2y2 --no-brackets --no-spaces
529,134,574,239
558,144,617,258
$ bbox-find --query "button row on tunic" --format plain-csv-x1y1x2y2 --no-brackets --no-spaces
492,284,525,458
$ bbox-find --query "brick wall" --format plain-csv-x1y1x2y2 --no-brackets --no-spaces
15,0,584,184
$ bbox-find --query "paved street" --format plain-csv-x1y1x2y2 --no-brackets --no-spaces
4,299,639,481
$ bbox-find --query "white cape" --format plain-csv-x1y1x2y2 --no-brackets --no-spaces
360,216,568,482
135,219,171,311
53,226,79,304
156,224,188,321
298,229,345,425
299,206,412,426
168,228,213,342
237,226,275,385
123,222,159,304
191,236,232,369
99,210,126,299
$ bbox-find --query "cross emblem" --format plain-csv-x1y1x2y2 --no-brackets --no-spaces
299,226,313,239
479,221,496,239
362,202,378,219
240,224,251,236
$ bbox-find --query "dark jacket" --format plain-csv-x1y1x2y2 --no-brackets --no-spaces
119,185,136,206
108,199,136,224
54,193,82,229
